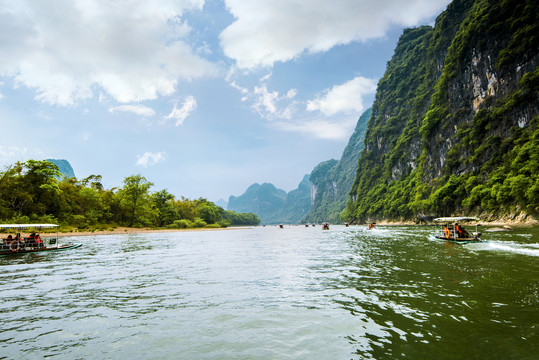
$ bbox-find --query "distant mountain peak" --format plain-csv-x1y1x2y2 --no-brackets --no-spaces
45,159,76,179
228,175,311,224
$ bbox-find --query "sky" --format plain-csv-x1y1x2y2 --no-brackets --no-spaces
0,0,451,204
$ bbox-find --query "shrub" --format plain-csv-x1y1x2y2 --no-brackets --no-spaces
192,218,207,228
167,219,193,229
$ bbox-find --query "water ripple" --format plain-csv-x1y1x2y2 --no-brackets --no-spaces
1,225,538,359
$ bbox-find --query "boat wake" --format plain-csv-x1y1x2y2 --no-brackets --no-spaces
427,233,539,257
473,242,539,257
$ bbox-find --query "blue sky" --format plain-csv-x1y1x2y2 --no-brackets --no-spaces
0,0,451,203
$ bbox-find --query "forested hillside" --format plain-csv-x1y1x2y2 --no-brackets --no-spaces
304,108,371,223
228,175,311,224
345,0,538,223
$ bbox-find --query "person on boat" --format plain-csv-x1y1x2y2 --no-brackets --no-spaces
443,225,451,238
2,234,12,248
35,234,43,248
368,223,376,230
6,233,21,251
26,232,36,248
455,223,463,238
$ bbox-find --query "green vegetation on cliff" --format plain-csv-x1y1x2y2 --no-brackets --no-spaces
304,108,371,223
0,160,260,229
345,0,538,223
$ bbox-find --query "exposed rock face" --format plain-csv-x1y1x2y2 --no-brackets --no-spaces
309,160,338,207
347,0,538,222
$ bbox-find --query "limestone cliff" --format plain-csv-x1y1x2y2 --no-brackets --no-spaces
304,108,371,223
345,0,538,223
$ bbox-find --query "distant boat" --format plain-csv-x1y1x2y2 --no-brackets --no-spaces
0,224,82,256
279,224,284,229
432,217,484,243
322,223,330,230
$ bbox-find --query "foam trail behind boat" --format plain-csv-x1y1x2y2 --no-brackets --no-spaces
481,242,539,257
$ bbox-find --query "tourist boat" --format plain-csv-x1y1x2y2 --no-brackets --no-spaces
432,217,484,243
0,224,82,256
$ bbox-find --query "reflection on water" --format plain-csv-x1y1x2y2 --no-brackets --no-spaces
1,225,538,359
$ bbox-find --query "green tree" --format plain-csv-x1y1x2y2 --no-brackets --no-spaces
151,189,178,227
119,174,154,226
172,196,197,221
8,160,62,217
196,202,223,224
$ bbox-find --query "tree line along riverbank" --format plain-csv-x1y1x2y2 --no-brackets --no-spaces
0,160,260,231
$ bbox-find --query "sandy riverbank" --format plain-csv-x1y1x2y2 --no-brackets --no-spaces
55,226,247,238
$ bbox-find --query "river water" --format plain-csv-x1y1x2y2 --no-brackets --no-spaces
1,225,538,359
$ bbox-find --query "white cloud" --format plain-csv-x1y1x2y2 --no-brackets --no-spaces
229,81,249,102
221,0,451,68
273,118,357,141
253,85,278,115
307,76,377,116
0,0,216,106
252,84,297,120
109,104,156,117
260,73,272,82
164,96,197,125
136,151,166,167
0,145,26,161
286,89,297,99
230,75,372,139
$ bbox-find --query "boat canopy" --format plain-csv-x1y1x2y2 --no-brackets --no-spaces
433,217,479,222
0,224,59,230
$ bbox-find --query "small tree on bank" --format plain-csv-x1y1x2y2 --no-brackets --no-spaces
119,174,154,227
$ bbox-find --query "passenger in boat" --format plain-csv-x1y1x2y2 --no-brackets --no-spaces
2,234,12,248
27,233,37,248
455,223,463,238
368,223,376,230
443,225,451,238
35,234,43,248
